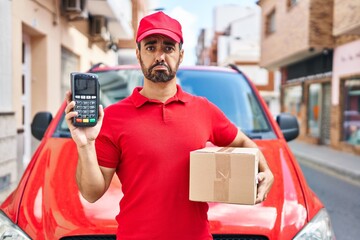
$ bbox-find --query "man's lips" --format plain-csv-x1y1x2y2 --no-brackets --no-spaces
153,65,168,71
150,63,169,71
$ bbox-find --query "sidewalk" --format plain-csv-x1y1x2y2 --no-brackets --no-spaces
288,140,360,182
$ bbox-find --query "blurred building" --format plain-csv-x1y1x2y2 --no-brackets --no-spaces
258,0,360,155
197,4,280,116
0,0,16,202
196,28,214,66
0,0,152,201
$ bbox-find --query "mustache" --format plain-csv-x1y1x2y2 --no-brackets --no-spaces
149,62,170,72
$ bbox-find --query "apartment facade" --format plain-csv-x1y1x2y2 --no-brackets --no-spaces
197,4,280,116
0,0,151,201
258,0,360,155
0,0,17,202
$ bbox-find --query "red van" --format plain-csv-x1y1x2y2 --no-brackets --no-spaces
0,65,335,239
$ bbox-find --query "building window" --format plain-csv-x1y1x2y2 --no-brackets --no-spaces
284,85,302,118
307,83,321,137
342,79,360,145
266,9,276,35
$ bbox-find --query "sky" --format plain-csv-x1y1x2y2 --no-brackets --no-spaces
151,0,259,65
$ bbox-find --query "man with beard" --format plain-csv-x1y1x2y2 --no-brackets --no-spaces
64,11,273,240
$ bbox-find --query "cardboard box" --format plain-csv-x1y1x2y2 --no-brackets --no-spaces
189,147,259,205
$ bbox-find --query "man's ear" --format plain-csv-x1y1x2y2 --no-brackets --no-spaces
179,49,184,64
136,47,140,63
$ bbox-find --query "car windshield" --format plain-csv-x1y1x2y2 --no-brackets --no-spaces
55,68,275,139
177,69,274,139
96,68,144,106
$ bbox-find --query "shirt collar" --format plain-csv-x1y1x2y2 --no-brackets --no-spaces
131,84,191,108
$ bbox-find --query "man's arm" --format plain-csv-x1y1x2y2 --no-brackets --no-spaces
227,129,274,204
75,142,116,203
64,91,115,203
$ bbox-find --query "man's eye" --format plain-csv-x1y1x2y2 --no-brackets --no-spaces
165,46,174,52
146,46,155,51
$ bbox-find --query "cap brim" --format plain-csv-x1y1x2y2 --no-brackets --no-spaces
137,29,182,43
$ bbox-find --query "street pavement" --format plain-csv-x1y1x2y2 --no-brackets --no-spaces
288,140,360,183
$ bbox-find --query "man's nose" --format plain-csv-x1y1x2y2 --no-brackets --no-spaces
155,50,165,62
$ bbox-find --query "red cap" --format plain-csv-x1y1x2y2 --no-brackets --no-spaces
136,11,183,43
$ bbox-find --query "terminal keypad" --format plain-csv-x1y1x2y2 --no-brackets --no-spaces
74,95,97,123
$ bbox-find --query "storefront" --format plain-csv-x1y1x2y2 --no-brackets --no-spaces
306,81,332,144
332,39,360,154
340,78,360,146
281,51,333,145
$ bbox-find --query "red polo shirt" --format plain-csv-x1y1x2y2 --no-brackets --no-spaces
96,85,237,240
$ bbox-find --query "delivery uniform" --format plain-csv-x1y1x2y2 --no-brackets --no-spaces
96,85,238,240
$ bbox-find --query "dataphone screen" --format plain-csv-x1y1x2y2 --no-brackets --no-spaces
74,79,96,95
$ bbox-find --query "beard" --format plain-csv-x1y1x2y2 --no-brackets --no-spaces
139,57,179,83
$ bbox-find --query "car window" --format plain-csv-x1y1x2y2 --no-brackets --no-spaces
177,69,275,139
54,68,275,140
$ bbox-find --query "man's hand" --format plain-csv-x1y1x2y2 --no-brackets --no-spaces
256,169,274,204
227,129,274,204
64,90,104,147
227,129,275,204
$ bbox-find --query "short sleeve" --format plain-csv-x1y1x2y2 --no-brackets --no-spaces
95,113,121,168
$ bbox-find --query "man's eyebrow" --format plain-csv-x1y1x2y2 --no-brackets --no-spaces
163,41,176,46
144,40,157,46
143,39,176,47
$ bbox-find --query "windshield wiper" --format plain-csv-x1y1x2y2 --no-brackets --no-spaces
246,133,263,140
243,129,275,140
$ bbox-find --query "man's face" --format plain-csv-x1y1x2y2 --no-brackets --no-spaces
136,34,184,83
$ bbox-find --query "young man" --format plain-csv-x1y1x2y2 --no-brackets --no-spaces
65,11,274,240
